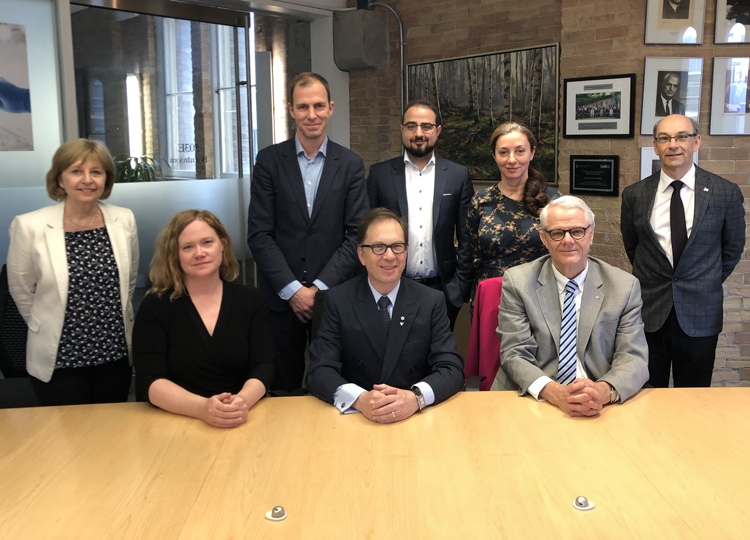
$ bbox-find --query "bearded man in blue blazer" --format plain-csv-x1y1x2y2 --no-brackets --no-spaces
306,208,464,423
367,100,473,329
247,72,369,392
621,114,745,387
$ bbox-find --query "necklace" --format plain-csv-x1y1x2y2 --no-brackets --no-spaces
64,210,101,229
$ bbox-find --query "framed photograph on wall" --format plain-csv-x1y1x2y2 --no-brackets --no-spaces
715,0,750,44
710,57,750,135
641,57,703,135
563,74,635,138
640,146,699,180
407,44,558,183
645,0,706,44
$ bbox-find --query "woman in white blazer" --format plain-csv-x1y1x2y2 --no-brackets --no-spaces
7,139,139,405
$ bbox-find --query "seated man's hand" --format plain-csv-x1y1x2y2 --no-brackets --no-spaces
353,383,419,423
289,285,317,323
540,379,610,417
202,392,248,428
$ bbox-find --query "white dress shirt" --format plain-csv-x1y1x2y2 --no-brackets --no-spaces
404,153,437,279
649,165,695,268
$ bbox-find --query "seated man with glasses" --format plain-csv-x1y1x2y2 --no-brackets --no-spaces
492,196,649,417
306,208,464,423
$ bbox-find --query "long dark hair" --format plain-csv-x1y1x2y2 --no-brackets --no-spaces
490,122,551,217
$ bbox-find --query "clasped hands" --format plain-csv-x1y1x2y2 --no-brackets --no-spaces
541,378,611,417
289,285,318,323
354,383,420,424
202,392,249,428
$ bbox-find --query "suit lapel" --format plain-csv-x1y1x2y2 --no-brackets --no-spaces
432,157,448,228
310,143,339,223
280,139,310,224
45,204,68,305
536,260,563,352
380,279,417,381
577,260,604,359
353,278,388,360
641,174,669,259
391,159,409,216
689,168,711,248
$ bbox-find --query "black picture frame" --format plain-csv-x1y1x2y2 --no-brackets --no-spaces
563,74,635,138
569,155,620,197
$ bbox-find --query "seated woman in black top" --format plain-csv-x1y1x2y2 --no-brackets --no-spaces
133,210,274,428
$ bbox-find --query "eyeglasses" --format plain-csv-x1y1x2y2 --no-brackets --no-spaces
402,122,436,133
359,242,408,255
654,133,697,145
544,227,589,241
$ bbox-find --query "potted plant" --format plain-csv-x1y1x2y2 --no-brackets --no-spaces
113,153,168,182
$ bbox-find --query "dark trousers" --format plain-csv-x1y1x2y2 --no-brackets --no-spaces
417,278,462,331
646,309,719,387
30,356,131,406
269,308,312,392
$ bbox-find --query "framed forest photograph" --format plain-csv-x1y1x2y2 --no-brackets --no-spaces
407,44,559,184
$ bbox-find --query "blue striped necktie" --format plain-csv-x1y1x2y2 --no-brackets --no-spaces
558,280,578,386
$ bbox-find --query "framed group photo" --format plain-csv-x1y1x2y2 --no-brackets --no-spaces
645,0,706,44
710,57,750,135
641,57,703,135
562,74,635,138
714,0,750,44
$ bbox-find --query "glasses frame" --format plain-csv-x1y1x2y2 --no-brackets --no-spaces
401,122,437,133
654,133,697,146
359,242,408,255
544,226,590,241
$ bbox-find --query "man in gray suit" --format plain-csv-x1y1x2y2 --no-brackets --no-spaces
621,114,745,387
367,100,473,329
247,72,369,392
493,196,649,417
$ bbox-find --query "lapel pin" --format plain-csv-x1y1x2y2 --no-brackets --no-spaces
400,316,405,320
400,322,404,326
703,187,709,192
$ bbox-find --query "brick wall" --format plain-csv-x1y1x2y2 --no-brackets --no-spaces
348,0,750,386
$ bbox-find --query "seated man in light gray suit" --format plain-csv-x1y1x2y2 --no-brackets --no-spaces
306,208,464,423
492,196,649,416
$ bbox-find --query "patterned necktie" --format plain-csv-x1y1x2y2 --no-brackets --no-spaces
558,280,578,386
378,296,391,334
670,180,687,268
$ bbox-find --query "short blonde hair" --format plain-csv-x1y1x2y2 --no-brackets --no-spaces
148,210,240,300
45,139,116,201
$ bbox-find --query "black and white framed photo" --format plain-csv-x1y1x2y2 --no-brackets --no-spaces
645,0,706,44
562,74,635,138
641,57,703,135
714,0,750,44
710,57,750,135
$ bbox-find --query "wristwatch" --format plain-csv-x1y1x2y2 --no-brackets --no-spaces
411,386,426,411
607,383,620,404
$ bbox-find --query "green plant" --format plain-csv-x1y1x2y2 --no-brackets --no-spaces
113,154,167,182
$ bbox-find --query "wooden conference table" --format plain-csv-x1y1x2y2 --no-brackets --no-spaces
1,388,749,539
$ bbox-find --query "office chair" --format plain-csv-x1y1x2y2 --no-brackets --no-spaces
465,277,503,391
0,264,39,408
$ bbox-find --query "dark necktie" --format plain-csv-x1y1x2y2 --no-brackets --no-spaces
670,180,687,268
378,296,391,334
666,100,671,115
557,280,578,386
